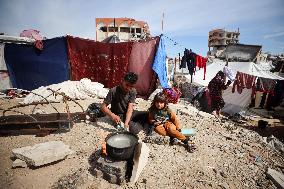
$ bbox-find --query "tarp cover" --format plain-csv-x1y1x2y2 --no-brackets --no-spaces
0,44,12,90
4,37,69,90
67,36,133,89
188,60,284,86
185,60,284,115
128,38,158,98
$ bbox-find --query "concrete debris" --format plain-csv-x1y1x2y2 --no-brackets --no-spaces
265,135,284,154
266,168,284,189
12,159,28,168
12,141,74,167
130,142,150,183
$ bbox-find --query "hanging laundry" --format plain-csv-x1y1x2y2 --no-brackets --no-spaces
179,56,187,69
255,77,277,93
152,35,170,88
223,66,236,81
179,49,196,83
232,71,257,95
185,49,196,76
195,54,207,80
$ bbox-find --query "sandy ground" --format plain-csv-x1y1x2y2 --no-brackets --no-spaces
0,97,283,189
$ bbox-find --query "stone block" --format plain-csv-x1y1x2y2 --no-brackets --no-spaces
12,141,74,167
93,156,128,185
95,156,127,176
12,159,28,168
130,142,150,183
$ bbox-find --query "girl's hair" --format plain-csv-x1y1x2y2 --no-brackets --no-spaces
149,92,168,111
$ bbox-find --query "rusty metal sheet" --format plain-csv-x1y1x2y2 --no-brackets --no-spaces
0,112,86,136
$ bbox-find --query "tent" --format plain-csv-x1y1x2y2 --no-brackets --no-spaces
185,60,284,115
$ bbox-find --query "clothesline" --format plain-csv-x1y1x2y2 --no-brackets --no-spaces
163,34,185,49
163,34,205,57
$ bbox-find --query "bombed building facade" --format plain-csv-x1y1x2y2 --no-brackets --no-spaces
95,18,151,42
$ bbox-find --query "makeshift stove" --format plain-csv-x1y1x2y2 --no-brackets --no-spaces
92,132,150,185
93,156,130,185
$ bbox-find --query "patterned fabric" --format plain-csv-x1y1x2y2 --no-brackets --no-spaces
208,74,228,111
67,36,133,89
163,88,181,104
210,96,225,111
208,75,227,97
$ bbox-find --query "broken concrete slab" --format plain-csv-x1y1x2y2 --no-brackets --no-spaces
266,168,284,189
266,135,284,154
12,159,27,168
12,141,74,167
130,141,150,183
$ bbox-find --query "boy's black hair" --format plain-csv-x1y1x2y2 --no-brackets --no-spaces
124,72,138,84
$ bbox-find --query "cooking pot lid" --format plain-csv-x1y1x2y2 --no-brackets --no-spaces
107,133,138,148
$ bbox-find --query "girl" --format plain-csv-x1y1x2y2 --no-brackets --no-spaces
148,92,193,150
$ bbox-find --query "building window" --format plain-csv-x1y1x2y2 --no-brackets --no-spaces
120,27,130,33
108,27,118,32
100,27,107,32
136,28,141,33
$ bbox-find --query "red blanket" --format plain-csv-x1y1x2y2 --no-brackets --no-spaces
67,36,133,88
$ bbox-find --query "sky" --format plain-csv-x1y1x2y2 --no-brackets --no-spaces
0,0,284,57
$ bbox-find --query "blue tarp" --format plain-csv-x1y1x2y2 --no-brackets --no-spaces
152,35,169,88
5,37,70,90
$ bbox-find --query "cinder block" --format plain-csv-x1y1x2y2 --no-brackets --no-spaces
96,156,127,176
93,156,128,185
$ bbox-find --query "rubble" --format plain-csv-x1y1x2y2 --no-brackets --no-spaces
12,159,27,168
12,141,74,167
266,168,284,189
0,98,283,188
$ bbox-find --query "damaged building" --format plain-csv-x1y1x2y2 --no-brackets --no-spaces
95,18,151,42
208,28,240,56
207,28,266,63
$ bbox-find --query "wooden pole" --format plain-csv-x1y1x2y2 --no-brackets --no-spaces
161,12,164,33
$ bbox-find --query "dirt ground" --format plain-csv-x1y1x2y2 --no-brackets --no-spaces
0,97,283,189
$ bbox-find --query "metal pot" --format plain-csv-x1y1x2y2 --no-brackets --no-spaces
106,132,138,160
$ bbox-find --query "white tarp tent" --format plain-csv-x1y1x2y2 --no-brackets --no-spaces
185,60,284,115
